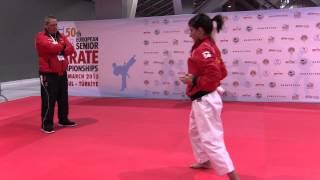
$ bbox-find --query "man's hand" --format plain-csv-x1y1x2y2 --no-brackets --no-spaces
59,43,66,56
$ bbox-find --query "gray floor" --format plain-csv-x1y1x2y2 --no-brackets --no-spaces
0,78,40,103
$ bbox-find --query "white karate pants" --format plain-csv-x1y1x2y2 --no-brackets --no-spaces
189,90,234,175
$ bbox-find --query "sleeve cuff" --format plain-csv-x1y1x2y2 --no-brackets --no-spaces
192,76,198,86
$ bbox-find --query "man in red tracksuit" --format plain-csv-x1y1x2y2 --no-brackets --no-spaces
35,15,76,133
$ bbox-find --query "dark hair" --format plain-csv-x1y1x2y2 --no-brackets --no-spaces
188,13,224,34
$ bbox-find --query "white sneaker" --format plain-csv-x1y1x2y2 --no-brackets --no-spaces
41,128,55,134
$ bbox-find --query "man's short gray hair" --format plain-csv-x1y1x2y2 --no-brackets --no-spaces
44,15,57,25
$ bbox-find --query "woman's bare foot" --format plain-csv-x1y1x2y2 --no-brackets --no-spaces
189,160,211,169
227,171,240,180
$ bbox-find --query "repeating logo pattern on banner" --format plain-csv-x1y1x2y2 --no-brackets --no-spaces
59,7,320,102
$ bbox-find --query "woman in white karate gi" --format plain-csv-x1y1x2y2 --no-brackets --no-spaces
180,13,239,180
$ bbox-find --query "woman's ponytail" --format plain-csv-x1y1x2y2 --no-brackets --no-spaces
211,15,224,33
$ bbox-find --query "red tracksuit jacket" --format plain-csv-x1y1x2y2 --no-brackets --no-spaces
186,37,227,100
35,31,75,75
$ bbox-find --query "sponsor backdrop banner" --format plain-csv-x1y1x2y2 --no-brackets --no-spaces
59,7,320,102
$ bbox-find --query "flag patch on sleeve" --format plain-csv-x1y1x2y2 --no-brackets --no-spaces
202,51,212,59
